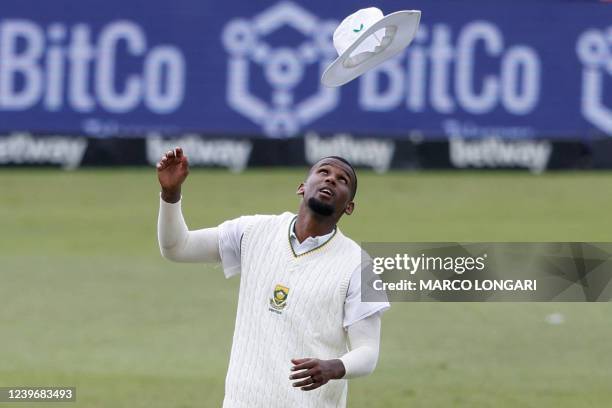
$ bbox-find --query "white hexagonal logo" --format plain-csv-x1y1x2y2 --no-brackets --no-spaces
222,1,340,138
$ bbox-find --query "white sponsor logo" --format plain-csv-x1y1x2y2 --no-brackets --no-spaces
0,19,185,113
222,2,339,137
443,119,535,139
305,132,395,173
449,137,551,173
576,26,612,135
360,21,541,115
0,133,87,169
146,134,252,172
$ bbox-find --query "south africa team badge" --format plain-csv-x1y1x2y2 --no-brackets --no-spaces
269,284,289,314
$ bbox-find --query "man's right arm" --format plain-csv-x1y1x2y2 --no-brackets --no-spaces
157,196,221,262
156,147,221,263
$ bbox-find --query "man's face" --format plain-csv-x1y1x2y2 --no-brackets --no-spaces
297,158,355,218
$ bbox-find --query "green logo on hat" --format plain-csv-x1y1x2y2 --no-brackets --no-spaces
353,23,364,33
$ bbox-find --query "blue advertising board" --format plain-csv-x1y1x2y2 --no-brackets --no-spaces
0,0,610,139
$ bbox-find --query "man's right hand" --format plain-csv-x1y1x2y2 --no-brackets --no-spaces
157,147,189,203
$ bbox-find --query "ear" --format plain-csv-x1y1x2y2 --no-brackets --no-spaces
296,182,305,196
344,201,355,215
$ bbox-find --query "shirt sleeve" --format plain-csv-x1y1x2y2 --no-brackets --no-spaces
217,215,269,279
343,263,390,328
340,312,381,379
157,196,221,263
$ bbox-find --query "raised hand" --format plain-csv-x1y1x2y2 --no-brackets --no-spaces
157,147,189,203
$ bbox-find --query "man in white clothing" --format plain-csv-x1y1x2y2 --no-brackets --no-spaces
156,147,389,407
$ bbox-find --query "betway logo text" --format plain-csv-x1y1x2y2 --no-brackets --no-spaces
0,133,87,169
449,137,551,173
146,135,252,172
305,132,395,173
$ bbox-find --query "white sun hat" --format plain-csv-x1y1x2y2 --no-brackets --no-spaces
321,7,421,87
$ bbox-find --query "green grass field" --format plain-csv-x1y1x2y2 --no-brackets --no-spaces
1,168,611,407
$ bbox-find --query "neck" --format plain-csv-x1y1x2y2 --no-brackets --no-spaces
294,204,337,243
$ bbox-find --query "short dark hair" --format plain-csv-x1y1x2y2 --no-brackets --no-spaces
318,156,357,200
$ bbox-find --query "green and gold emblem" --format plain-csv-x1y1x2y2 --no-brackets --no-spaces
269,284,289,311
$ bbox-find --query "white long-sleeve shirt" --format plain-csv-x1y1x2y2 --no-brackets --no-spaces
157,196,388,378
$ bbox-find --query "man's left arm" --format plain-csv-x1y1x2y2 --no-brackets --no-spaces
289,313,381,390
340,312,381,378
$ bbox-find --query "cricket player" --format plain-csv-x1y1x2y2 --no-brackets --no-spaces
156,147,389,407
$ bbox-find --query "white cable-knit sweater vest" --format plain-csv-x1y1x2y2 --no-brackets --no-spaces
222,212,362,408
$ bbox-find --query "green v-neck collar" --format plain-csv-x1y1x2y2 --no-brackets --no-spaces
287,215,338,258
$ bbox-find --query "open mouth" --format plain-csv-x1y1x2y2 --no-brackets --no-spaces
318,187,334,198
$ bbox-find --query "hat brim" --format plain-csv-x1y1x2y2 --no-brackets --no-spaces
321,10,421,88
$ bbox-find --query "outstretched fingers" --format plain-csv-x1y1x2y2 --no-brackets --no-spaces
290,358,323,390
300,382,322,391
290,368,316,380
292,376,315,388
290,358,315,371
